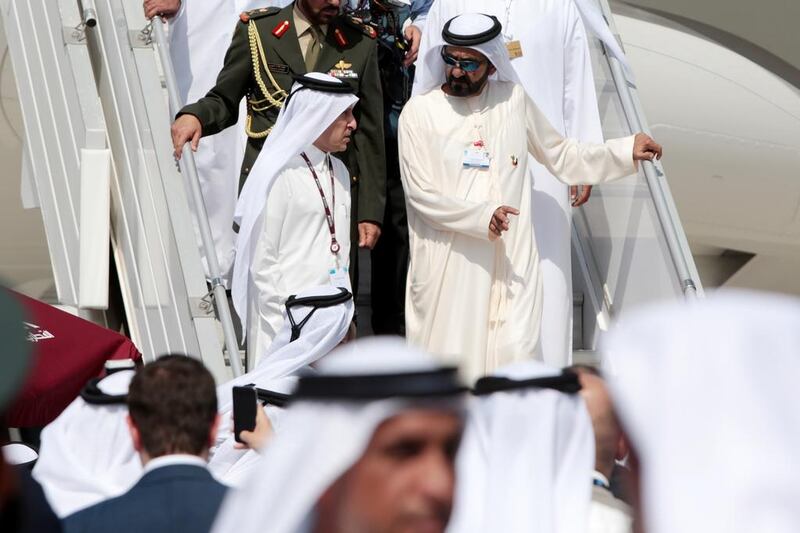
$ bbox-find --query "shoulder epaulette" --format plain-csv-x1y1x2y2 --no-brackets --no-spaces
340,15,378,39
240,6,281,24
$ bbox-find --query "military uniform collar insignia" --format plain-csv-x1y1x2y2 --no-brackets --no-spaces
334,27,348,47
272,20,290,38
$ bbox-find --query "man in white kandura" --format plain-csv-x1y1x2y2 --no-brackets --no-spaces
569,365,633,533
210,285,354,485
414,0,634,367
232,73,358,361
399,13,662,381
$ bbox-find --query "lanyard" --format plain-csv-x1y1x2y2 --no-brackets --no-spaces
300,151,341,256
502,0,514,41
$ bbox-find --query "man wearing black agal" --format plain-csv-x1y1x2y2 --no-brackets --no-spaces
172,0,387,288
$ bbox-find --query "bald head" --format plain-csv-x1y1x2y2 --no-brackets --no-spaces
568,367,628,479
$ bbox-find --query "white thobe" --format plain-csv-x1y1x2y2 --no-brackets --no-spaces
416,0,604,366
247,147,351,359
399,81,634,381
590,482,634,533
169,0,262,279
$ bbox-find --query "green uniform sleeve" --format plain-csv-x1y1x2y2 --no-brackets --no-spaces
177,22,251,137
353,40,386,225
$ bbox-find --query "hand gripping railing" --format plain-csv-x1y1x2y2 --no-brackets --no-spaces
594,0,701,299
151,17,245,376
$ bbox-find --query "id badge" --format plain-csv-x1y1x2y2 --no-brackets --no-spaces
328,266,351,290
506,40,523,59
463,147,491,169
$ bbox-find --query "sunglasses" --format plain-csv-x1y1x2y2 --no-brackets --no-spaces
440,49,485,72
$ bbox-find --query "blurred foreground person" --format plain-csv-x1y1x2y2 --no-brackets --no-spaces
448,361,592,533
400,13,662,381
64,356,225,533
604,290,800,533
211,338,465,533
0,287,61,532
33,370,141,517
210,285,354,484
568,365,632,533
232,73,358,360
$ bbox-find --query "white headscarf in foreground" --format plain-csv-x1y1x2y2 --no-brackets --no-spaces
32,370,141,517
210,285,354,485
448,361,593,533
231,73,359,331
603,290,800,533
211,337,466,533
414,12,521,95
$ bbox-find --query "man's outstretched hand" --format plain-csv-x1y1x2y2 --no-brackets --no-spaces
143,0,181,19
171,114,202,160
489,206,520,239
632,133,663,161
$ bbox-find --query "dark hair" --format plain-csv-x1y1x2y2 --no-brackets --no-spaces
127,355,217,458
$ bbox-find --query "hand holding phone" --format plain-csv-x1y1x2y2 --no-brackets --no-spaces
232,386,258,444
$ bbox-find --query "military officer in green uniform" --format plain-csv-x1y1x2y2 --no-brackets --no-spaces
171,0,386,289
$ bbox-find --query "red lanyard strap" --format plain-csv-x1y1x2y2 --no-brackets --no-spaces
300,152,341,255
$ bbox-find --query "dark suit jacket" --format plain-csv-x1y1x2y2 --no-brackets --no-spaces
63,464,227,533
179,3,387,225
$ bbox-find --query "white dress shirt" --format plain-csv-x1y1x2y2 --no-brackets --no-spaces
143,454,209,474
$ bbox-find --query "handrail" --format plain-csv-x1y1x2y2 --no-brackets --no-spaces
594,0,700,299
150,17,245,377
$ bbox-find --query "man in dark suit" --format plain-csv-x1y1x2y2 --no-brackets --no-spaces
63,355,225,533
172,0,387,290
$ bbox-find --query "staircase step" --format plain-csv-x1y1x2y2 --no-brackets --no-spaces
572,350,600,368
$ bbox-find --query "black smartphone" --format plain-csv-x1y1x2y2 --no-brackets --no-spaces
232,386,258,444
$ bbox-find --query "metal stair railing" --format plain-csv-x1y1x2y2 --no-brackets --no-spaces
3,0,244,380
595,0,700,299
66,0,236,380
150,16,243,378
569,0,704,349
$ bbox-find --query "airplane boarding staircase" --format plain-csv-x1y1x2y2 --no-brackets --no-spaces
570,0,703,361
1,0,702,382
1,0,239,381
